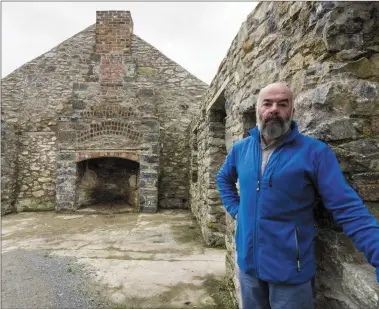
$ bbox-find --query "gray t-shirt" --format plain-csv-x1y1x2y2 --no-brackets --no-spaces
261,141,277,176
260,130,290,176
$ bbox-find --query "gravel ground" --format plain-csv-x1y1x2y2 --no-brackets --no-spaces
1,249,110,309
2,211,229,309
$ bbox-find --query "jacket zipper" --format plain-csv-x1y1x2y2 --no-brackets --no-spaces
255,144,281,276
255,141,291,276
295,227,301,272
254,146,262,278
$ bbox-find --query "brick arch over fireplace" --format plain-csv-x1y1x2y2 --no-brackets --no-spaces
75,152,140,163
76,121,143,144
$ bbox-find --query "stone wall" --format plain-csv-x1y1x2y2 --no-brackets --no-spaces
131,35,208,209
16,133,57,211
56,82,161,212
189,2,379,308
16,132,56,211
1,11,207,214
1,122,20,214
189,103,228,247
1,25,95,214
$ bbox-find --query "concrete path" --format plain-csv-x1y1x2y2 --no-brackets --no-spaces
2,210,231,309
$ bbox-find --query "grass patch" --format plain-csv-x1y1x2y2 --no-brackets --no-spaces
21,207,55,212
170,222,203,245
203,274,238,309
104,276,236,309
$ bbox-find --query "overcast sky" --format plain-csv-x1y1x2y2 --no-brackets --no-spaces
2,2,258,84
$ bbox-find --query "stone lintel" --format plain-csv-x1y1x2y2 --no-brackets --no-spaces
206,76,230,113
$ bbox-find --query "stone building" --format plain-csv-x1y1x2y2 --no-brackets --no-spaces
2,3,379,309
1,11,207,214
189,1,379,308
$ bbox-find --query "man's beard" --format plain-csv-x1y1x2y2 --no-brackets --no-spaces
257,113,292,140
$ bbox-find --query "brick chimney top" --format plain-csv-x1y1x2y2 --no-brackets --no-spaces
95,11,134,54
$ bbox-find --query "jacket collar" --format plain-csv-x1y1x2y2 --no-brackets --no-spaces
248,121,299,145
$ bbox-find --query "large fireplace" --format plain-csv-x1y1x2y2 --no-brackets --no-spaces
56,145,158,213
76,157,139,209
55,11,160,213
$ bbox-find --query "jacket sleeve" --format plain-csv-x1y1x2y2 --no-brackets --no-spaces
216,144,240,219
314,145,379,282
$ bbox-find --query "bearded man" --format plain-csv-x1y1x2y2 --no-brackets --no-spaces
216,82,379,309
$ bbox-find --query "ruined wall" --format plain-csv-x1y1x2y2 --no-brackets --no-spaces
1,25,95,213
189,2,379,308
131,35,208,209
1,13,207,214
17,133,57,211
1,121,20,214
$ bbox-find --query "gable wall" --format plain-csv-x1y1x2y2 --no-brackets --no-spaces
1,15,207,213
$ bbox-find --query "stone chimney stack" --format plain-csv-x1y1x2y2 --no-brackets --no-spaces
96,11,133,54
95,11,134,85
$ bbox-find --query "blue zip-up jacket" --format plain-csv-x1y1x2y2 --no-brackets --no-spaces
217,121,379,284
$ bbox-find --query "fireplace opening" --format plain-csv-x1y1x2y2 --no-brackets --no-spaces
76,157,139,209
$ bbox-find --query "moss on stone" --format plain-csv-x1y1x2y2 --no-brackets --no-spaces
243,38,253,54
21,205,55,212
202,274,238,309
170,222,204,245
206,221,221,231
345,58,373,79
137,67,158,75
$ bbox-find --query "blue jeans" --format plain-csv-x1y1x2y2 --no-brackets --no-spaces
238,269,315,309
